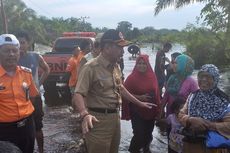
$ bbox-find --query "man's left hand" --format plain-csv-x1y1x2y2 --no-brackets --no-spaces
140,102,157,109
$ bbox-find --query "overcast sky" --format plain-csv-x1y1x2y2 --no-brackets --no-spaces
22,0,205,30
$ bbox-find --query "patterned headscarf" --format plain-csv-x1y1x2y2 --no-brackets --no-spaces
188,64,230,121
166,54,194,96
198,64,220,89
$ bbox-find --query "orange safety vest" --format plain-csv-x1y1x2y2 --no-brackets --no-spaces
66,51,85,87
0,65,39,122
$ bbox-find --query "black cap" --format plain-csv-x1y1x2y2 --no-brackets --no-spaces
101,29,131,47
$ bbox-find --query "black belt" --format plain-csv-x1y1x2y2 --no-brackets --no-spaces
0,115,32,128
88,107,119,114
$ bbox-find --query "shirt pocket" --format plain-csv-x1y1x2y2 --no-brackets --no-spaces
0,86,13,99
15,80,30,101
96,76,114,92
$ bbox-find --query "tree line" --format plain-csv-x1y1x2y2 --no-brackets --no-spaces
1,0,229,68
154,0,230,68
0,0,179,44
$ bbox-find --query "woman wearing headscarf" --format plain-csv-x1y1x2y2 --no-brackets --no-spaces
178,64,230,153
121,54,161,153
162,54,198,117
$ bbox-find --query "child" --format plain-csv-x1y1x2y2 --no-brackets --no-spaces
166,98,185,153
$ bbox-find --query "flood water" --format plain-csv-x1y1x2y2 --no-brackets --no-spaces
37,44,230,153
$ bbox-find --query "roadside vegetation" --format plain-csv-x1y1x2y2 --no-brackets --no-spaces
154,0,230,68
0,0,229,68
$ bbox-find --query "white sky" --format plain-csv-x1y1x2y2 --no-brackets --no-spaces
22,0,205,30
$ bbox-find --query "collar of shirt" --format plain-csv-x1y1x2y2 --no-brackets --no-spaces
0,65,19,77
97,54,115,70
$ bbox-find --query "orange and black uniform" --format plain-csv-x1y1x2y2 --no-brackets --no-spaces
0,65,39,153
66,51,85,88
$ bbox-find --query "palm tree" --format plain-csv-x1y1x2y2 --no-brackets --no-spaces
154,0,230,34
154,0,230,66
154,0,205,15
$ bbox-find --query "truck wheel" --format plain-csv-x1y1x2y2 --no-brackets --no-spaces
43,82,60,106
59,86,72,105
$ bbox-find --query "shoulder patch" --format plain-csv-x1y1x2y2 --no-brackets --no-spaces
20,66,32,73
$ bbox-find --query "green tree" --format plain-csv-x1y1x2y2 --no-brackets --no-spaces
154,0,204,15
154,0,230,67
131,27,141,39
1,0,99,45
116,21,132,38
0,0,48,44
200,0,230,60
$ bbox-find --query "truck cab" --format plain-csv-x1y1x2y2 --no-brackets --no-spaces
43,32,96,106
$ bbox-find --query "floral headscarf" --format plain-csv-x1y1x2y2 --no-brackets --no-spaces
166,54,194,96
188,64,230,121
198,64,220,89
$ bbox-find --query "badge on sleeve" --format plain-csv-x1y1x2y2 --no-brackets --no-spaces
0,83,6,90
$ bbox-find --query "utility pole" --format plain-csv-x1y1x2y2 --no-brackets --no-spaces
0,0,8,33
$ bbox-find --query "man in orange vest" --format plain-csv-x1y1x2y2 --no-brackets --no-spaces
0,34,39,153
66,40,92,110
66,41,92,94
66,45,81,94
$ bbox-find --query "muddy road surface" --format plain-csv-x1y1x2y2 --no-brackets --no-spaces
35,105,85,153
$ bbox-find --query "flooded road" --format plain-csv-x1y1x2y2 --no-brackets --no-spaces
37,44,230,153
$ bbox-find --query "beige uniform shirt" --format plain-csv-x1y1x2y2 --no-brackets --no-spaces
75,54,122,109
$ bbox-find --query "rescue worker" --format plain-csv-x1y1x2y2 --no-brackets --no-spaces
67,40,92,110
0,34,39,153
66,45,81,94
66,40,92,94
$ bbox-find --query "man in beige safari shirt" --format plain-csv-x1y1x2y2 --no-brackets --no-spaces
73,29,156,153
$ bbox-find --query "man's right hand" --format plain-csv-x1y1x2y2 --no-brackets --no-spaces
81,114,99,134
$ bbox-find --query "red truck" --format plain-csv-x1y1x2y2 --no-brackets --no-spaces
42,32,96,106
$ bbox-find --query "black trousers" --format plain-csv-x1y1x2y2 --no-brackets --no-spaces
129,112,155,152
32,96,44,131
0,115,35,153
